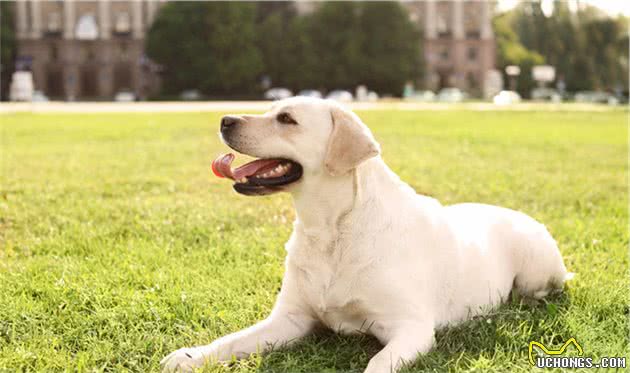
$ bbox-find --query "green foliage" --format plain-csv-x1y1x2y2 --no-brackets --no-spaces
0,108,627,371
1,1,16,101
582,17,628,90
147,2,423,97
355,2,423,95
493,14,544,98
255,11,313,90
306,2,363,91
260,2,422,95
497,1,629,94
146,2,263,97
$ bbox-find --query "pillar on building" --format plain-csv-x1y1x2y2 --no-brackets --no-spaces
30,0,42,39
424,0,437,39
452,0,464,40
31,58,45,93
97,45,113,98
131,43,143,97
480,1,495,95
147,0,158,25
64,64,79,101
98,0,111,39
16,0,28,39
480,0,493,40
98,65,114,98
132,0,143,39
64,0,76,39
451,0,465,89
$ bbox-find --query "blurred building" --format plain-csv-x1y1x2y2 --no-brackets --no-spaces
14,0,162,101
405,1,496,96
14,0,496,100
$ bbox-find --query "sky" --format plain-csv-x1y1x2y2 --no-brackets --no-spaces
497,0,630,17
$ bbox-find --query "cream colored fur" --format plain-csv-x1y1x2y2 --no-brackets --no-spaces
162,97,570,373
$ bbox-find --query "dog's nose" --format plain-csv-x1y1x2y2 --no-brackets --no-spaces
221,116,240,132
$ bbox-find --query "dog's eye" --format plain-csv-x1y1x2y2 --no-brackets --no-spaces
276,113,298,125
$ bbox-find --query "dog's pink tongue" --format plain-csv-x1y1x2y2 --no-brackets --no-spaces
212,153,235,179
211,153,283,181
232,158,282,180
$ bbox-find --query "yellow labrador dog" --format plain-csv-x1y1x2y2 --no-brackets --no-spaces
162,97,571,373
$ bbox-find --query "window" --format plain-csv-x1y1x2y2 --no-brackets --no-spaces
440,48,450,61
464,3,481,39
119,42,129,61
467,73,478,90
50,45,58,61
467,47,477,61
436,2,450,38
114,12,131,34
75,14,99,40
437,13,450,38
85,47,96,62
47,12,61,33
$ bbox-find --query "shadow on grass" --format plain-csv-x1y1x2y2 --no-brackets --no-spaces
403,292,574,372
247,293,574,373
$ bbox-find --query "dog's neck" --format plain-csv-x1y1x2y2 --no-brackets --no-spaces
290,157,411,235
291,170,356,232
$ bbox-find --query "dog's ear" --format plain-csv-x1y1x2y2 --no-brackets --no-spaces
324,106,380,176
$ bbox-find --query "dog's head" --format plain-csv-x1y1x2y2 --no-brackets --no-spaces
215,97,380,196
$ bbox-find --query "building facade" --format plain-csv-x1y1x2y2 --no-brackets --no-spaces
14,0,496,100
14,0,162,100
404,0,496,96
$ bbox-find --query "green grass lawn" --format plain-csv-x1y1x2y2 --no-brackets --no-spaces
0,109,627,372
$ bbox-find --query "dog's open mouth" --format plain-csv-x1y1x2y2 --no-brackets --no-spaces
212,153,303,195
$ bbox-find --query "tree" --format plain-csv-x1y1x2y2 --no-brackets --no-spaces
146,2,262,97
148,1,424,97
306,2,363,90
1,1,16,101
255,5,310,90
499,1,628,93
301,1,422,95
615,18,629,93
357,2,423,95
583,17,626,90
493,13,544,97
255,1,295,24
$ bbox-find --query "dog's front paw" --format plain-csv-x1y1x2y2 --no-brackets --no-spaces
160,347,206,372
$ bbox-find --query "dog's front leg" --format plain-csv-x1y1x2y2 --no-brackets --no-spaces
161,309,316,372
364,322,435,373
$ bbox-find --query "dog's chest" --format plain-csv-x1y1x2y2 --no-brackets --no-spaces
298,262,370,333
288,232,375,333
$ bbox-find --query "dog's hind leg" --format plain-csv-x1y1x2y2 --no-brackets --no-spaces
513,224,572,300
